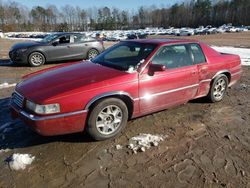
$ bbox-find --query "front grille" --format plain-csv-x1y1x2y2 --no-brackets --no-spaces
12,92,24,108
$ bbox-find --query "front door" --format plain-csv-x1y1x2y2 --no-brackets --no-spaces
139,44,199,114
46,34,71,61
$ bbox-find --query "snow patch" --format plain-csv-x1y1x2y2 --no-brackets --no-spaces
0,148,11,154
0,149,10,154
6,153,35,170
212,46,250,66
128,133,166,153
0,82,16,89
115,144,123,150
5,37,42,41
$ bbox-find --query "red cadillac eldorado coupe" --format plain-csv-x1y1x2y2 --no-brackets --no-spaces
10,39,242,140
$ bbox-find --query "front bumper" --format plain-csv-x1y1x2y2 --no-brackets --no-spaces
9,50,28,64
11,103,88,136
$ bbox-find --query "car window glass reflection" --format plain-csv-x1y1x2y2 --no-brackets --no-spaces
73,34,85,43
92,42,156,71
189,44,206,64
152,45,193,69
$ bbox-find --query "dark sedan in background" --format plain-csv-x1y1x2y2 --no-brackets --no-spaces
9,33,104,66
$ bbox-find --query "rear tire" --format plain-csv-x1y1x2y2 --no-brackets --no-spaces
87,49,99,59
28,52,45,67
86,98,128,141
207,74,228,102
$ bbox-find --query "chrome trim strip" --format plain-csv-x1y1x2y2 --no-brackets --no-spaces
200,79,211,83
231,71,242,77
140,84,199,100
85,91,135,109
20,109,88,121
135,79,210,101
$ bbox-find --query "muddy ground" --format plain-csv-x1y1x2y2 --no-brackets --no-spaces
0,33,250,188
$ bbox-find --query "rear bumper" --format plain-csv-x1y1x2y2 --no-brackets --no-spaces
229,70,242,87
11,103,88,136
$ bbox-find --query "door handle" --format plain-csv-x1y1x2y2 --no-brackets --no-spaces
191,71,196,75
67,46,70,48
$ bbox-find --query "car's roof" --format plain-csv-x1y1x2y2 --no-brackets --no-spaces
125,38,199,45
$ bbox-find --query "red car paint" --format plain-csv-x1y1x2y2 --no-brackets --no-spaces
10,39,242,136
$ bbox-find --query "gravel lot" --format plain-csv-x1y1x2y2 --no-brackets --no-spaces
0,33,250,188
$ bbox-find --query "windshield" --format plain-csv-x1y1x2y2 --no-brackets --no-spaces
92,41,156,72
41,34,60,43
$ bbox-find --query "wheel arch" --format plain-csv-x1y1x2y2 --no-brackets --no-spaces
85,91,134,119
211,70,231,83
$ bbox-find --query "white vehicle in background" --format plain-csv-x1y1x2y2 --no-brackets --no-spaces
217,27,226,33
0,30,4,38
115,34,127,41
207,27,218,34
237,26,248,32
175,28,194,36
226,26,239,32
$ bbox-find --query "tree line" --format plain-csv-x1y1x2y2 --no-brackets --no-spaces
0,0,249,32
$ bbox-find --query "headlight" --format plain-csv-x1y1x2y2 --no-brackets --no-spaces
26,100,60,114
17,48,28,53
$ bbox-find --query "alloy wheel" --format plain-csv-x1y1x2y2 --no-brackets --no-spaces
30,54,43,66
213,78,227,101
95,105,123,135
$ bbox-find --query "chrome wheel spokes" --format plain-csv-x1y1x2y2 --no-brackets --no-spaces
31,54,43,65
213,78,226,100
96,105,122,135
88,50,98,59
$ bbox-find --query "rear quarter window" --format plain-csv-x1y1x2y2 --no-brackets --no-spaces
72,34,84,43
190,44,206,64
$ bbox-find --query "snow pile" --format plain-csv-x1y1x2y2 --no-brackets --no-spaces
0,149,10,154
6,153,35,170
128,133,166,153
5,37,42,41
115,144,123,150
212,46,250,66
0,82,16,89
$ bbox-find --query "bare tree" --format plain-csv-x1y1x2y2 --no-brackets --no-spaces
1,0,250,32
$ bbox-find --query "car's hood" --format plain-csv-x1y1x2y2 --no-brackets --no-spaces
16,61,129,103
10,41,44,51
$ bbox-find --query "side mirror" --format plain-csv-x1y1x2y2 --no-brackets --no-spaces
149,63,166,72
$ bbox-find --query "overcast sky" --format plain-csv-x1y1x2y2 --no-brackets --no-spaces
12,0,181,9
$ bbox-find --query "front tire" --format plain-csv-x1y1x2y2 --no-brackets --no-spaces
86,98,128,140
207,74,228,102
28,52,45,67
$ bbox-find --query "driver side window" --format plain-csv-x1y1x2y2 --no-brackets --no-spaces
56,35,70,44
152,45,193,69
